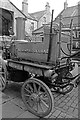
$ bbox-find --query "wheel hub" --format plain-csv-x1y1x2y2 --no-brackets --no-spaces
31,93,40,102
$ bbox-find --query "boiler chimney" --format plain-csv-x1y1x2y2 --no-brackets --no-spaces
16,17,26,40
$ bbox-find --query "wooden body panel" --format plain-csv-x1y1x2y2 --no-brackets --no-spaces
10,26,70,64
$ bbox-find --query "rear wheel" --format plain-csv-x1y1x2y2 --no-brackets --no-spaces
62,72,73,83
57,72,74,94
58,83,74,95
0,64,7,91
21,78,54,118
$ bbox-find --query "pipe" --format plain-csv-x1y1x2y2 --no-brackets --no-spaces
47,10,54,62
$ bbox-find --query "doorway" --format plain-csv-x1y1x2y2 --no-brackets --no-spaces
0,8,14,36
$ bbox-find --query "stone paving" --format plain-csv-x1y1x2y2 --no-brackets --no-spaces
0,60,80,119
0,84,79,119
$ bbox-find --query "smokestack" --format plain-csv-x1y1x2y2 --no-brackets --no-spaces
16,17,26,40
22,0,28,16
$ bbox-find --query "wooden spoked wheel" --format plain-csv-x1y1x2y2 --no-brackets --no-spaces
58,84,74,94
57,72,74,94
0,65,7,91
21,78,54,118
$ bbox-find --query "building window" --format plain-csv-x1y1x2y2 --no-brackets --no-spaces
31,22,34,31
0,8,14,36
43,17,46,23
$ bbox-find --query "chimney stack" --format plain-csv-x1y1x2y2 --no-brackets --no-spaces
64,0,68,9
45,2,50,12
22,0,28,16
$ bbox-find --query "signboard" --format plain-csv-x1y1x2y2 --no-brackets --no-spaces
72,27,80,49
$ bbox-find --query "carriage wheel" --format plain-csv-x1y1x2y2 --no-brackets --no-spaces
57,73,74,94
58,84,74,95
21,78,54,118
0,65,7,91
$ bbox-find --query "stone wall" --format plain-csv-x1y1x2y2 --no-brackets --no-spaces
0,0,37,38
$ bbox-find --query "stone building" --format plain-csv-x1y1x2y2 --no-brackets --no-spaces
0,0,37,37
0,0,51,38
54,0,80,51
30,2,51,28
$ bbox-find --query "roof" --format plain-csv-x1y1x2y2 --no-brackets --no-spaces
0,0,13,11
54,5,80,27
32,26,44,34
0,0,37,21
30,10,46,21
62,5,78,17
9,0,37,21
32,23,60,34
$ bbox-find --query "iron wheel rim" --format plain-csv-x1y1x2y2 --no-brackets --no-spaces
21,78,54,117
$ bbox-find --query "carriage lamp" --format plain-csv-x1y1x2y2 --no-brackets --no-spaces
44,69,58,78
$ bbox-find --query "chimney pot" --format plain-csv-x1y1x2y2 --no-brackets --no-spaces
22,0,28,15
45,2,50,12
64,0,68,9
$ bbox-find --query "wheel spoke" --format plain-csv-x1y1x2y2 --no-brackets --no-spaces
39,102,44,112
24,87,32,94
24,93,30,97
40,92,46,97
40,99,49,108
28,84,33,93
33,82,37,93
0,72,5,74
1,76,5,86
28,97,35,106
36,102,38,112
40,92,49,102
41,96,49,101
38,85,41,93
31,101,35,108
29,100,38,112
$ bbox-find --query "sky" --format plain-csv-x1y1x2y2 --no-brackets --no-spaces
10,0,80,19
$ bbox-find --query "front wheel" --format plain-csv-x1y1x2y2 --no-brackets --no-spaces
21,78,54,118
